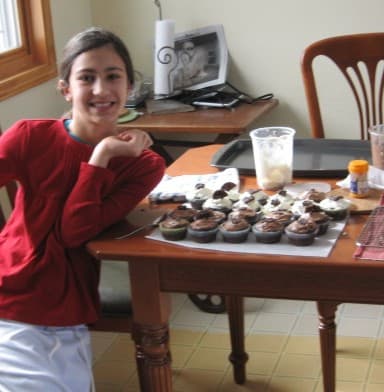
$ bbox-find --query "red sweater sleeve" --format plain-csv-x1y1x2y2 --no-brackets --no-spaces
59,150,165,247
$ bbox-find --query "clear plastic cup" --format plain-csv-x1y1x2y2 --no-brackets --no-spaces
250,127,296,190
368,124,384,170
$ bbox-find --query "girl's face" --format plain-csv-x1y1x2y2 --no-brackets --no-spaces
61,44,130,137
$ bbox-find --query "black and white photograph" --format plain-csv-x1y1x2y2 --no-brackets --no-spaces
172,25,228,91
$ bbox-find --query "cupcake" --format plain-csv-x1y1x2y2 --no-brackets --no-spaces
252,218,284,244
245,189,269,202
187,218,219,243
262,190,294,213
221,181,240,204
219,217,250,243
285,215,318,246
233,189,268,211
291,199,321,218
228,206,261,225
264,209,294,227
202,189,232,213
168,205,198,222
319,195,350,220
194,208,227,224
159,218,189,241
185,183,212,210
307,211,330,235
298,188,326,203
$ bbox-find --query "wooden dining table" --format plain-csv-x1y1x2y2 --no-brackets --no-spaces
86,144,382,392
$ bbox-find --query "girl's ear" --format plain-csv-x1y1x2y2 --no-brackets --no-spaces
57,79,72,102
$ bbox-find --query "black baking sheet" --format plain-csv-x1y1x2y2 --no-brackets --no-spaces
210,138,371,177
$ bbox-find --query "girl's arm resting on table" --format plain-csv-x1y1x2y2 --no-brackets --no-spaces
59,131,165,247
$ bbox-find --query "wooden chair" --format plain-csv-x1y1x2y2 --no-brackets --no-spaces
301,32,384,139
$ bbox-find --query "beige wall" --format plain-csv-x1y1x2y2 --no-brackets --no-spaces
91,0,384,139
1,0,383,139
0,0,93,130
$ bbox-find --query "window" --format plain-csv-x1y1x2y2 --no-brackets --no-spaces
0,0,21,53
0,0,57,101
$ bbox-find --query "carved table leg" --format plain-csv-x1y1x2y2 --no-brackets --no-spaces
133,322,172,392
226,295,248,384
317,301,340,392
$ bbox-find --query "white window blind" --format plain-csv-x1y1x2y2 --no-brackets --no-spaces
0,0,20,54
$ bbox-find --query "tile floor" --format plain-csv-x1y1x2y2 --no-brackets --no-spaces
91,294,384,391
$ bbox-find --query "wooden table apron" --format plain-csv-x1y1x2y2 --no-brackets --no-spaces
87,144,383,392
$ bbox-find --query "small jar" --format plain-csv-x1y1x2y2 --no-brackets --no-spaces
348,159,369,198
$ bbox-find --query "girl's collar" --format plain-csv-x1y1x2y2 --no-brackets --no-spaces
63,119,94,146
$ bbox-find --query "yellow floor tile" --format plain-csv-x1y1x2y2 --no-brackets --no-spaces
274,353,321,378
247,351,280,375
93,359,136,385
221,371,269,392
268,376,317,392
315,380,364,392
285,335,320,355
246,334,288,353
97,334,136,362
199,332,231,349
368,359,384,383
336,357,370,382
366,383,384,392
90,331,118,362
337,336,375,358
170,344,195,368
373,338,384,359
186,347,231,371
170,328,204,346
173,368,225,392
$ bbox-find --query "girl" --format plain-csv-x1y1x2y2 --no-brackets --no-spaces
0,27,165,390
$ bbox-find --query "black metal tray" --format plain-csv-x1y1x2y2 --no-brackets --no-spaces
211,138,371,177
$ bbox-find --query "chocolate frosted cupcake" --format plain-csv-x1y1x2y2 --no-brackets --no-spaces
252,218,284,244
308,211,330,235
194,208,227,224
229,206,261,225
219,217,250,243
187,218,219,243
185,183,212,210
168,205,198,222
285,215,318,246
264,209,293,227
298,188,326,203
159,218,189,241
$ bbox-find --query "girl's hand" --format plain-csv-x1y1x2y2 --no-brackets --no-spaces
89,129,153,168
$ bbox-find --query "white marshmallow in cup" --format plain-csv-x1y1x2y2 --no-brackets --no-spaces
250,127,296,190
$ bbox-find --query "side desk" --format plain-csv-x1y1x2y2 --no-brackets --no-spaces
120,99,278,164
86,144,381,392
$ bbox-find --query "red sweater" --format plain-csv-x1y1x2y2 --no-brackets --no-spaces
0,119,165,326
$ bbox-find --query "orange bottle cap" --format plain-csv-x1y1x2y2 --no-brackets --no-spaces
348,159,369,173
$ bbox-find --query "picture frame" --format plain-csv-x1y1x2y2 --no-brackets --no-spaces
172,24,228,91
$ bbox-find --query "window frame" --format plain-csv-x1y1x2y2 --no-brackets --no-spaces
0,0,57,101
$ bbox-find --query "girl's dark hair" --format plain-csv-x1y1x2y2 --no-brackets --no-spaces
59,27,134,85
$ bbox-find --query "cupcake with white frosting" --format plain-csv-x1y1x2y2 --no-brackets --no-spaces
319,195,350,220
186,183,212,210
202,189,233,213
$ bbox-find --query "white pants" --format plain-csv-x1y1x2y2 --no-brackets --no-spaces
0,320,94,392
